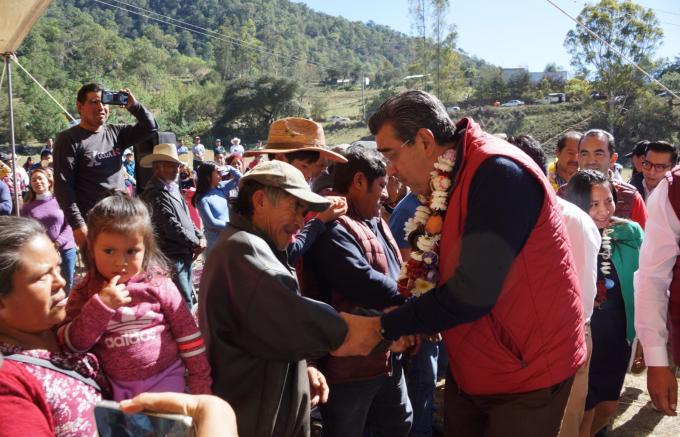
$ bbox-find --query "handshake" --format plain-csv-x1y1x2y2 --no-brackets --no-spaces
330,312,422,357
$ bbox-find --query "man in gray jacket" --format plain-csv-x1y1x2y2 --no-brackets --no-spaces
198,160,349,437
139,143,205,306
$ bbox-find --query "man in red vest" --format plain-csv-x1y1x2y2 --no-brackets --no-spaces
334,90,586,436
634,164,680,417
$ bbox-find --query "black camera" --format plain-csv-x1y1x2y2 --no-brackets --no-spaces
101,90,129,106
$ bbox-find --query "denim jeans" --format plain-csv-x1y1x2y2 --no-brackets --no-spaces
171,255,194,307
60,247,77,295
321,357,412,437
405,339,440,437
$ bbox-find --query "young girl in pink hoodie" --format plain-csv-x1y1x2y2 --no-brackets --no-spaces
58,193,211,401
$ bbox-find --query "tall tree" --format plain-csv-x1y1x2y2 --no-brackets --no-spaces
431,0,450,97
564,0,663,133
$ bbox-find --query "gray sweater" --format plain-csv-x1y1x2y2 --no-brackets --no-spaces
53,103,157,228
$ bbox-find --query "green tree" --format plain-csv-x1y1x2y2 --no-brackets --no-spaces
564,0,663,132
215,76,306,140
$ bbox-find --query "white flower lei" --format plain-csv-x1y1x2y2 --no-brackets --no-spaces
398,148,455,297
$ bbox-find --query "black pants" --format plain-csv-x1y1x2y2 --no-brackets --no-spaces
444,372,574,437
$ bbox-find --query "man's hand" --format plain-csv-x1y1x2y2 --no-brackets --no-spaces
98,275,131,309
331,312,382,357
122,88,137,109
73,225,88,248
389,335,421,355
316,196,347,223
647,366,678,416
193,239,207,260
307,366,329,407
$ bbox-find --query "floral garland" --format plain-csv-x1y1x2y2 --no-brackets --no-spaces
595,227,614,308
397,148,455,297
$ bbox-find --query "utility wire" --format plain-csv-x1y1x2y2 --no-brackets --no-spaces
92,0,326,71
10,54,77,122
547,0,679,99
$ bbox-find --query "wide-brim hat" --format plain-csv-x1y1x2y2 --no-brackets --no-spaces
244,117,347,163
140,143,183,168
240,160,330,212
230,137,241,145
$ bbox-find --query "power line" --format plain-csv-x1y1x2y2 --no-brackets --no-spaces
547,0,679,100
92,0,327,72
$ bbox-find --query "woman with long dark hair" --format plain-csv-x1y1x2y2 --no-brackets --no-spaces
565,169,643,436
192,162,241,257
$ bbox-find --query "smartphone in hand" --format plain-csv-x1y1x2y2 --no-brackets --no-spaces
95,400,195,437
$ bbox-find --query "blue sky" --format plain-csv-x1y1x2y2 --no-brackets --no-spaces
297,0,680,73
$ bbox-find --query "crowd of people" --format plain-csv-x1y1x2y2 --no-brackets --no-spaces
0,84,678,437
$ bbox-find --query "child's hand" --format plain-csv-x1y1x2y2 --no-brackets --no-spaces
99,275,131,309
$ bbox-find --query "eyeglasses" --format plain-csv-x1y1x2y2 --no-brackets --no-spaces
641,160,672,172
379,138,412,163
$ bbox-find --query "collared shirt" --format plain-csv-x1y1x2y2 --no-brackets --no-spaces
634,178,680,366
557,197,601,323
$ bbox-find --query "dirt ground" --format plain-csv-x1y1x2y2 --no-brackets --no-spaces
433,372,679,436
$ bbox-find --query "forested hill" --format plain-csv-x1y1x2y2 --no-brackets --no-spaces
2,0,492,144
54,0,418,82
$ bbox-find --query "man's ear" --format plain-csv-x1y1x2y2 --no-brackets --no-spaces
252,189,267,210
352,172,367,190
416,128,439,158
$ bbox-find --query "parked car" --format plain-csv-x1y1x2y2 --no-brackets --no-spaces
446,105,461,114
501,99,525,107
328,116,350,123
590,91,607,100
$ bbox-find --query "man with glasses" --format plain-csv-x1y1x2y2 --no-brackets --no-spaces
557,129,647,229
334,90,586,436
640,141,678,201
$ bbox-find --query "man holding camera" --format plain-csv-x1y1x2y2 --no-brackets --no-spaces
53,83,158,246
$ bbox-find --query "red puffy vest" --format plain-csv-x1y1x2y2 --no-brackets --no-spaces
439,118,586,395
665,166,680,364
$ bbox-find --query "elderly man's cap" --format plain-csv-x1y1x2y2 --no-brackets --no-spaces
240,160,331,212
140,143,182,168
625,141,648,158
245,117,347,163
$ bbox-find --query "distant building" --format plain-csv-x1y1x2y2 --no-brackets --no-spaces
501,68,567,85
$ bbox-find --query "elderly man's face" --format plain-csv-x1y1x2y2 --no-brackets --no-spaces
153,161,180,183
253,190,307,250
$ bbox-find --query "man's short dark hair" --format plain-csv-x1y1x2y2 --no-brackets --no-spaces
645,141,678,165
507,134,548,176
579,129,616,154
368,90,457,145
77,83,104,104
40,149,52,159
333,145,387,194
556,131,582,153
268,150,321,164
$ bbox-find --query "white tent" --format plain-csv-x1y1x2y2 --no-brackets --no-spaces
1,0,52,214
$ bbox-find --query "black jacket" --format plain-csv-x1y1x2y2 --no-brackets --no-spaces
140,176,202,257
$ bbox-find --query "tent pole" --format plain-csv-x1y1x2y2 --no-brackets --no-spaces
4,53,20,216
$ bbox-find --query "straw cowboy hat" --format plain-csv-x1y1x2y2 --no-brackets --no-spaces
140,143,183,168
244,117,347,163
230,137,241,145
